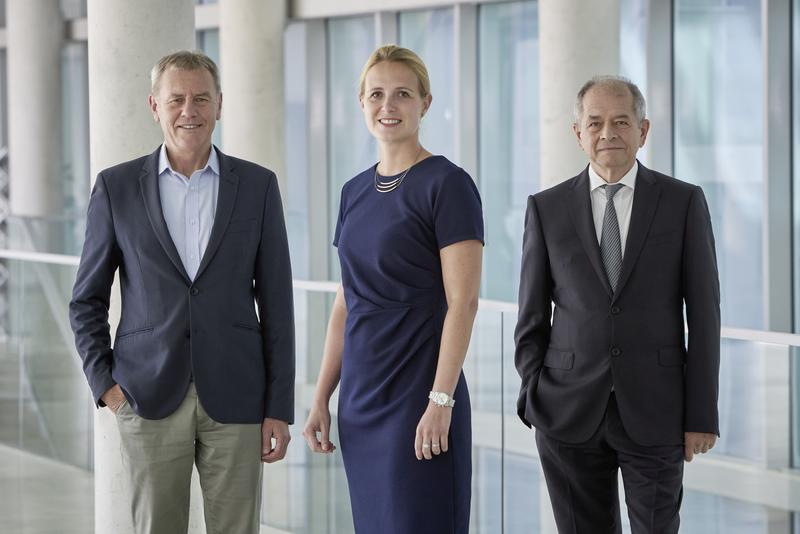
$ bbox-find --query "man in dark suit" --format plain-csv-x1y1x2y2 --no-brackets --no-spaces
69,51,294,534
515,76,720,533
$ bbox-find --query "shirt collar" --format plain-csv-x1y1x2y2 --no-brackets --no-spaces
588,160,638,193
158,144,220,177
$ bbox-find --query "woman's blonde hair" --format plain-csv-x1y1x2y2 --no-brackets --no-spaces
358,45,431,98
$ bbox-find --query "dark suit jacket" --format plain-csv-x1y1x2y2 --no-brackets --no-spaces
69,146,295,424
514,163,720,446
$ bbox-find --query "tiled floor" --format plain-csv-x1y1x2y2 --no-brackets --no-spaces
0,443,93,534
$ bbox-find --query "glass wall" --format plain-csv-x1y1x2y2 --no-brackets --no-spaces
398,8,456,162
619,0,649,164
0,50,6,149
285,22,311,280
197,29,222,148
60,42,90,257
477,0,538,302
791,0,800,471
327,16,376,280
60,0,87,19
620,0,648,93
674,0,764,329
0,259,92,471
8,1,800,532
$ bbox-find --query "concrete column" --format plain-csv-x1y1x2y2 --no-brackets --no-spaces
539,0,620,188
7,0,63,217
220,0,287,193
86,2,198,533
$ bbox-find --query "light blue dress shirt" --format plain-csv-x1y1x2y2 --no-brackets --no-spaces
158,144,220,280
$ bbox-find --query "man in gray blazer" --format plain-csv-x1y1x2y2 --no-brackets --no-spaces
515,76,720,533
70,51,294,534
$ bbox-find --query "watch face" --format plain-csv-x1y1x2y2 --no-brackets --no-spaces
433,393,445,404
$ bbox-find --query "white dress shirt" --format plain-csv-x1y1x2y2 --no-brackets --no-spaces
589,161,638,258
158,144,220,280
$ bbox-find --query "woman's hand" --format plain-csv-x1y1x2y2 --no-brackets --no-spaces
302,403,336,454
415,402,452,460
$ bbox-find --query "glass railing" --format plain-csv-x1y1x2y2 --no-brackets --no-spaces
3,250,800,533
0,254,92,472
6,214,86,256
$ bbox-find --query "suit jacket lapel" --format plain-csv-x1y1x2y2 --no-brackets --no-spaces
139,148,192,285
567,168,614,297
613,163,660,300
195,148,238,281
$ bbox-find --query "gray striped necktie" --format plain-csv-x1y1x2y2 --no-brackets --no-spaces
601,184,624,291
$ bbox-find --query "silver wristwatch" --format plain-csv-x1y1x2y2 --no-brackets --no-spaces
429,391,455,407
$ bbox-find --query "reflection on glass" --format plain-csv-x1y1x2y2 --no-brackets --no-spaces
674,0,763,328
399,8,455,162
327,16,376,281
477,0,538,302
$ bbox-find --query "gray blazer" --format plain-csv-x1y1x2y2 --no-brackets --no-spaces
514,163,720,446
70,146,295,424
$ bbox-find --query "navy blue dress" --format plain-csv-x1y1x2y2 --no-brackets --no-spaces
334,155,484,534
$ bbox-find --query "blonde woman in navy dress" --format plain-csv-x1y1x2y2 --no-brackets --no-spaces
302,45,484,533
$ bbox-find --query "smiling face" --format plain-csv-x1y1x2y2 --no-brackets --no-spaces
360,60,431,147
573,84,649,182
148,67,222,159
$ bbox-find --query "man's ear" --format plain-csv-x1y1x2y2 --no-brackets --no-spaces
148,94,159,122
638,118,651,147
572,123,582,145
216,92,223,120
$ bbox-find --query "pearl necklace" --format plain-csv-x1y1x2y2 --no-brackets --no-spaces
374,146,423,193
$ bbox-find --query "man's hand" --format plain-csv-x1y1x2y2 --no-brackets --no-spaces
261,418,291,463
101,384,126,413
684,432,717,462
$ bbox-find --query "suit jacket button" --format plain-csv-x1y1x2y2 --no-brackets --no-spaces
190,288,199,296
185,330,191,339
611,347,621,356
611,306,621,315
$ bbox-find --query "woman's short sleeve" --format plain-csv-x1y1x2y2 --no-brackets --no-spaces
433,170,485,249
333,183,347,247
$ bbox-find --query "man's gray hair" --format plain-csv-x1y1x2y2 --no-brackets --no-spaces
574,75,646,125
150,50,221,95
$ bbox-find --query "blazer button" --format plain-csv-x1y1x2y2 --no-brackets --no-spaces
611,306,621,315
190,288,199,296
185,329,191,339
610,347,622,357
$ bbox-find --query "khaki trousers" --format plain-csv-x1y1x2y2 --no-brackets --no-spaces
115,384,263,534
